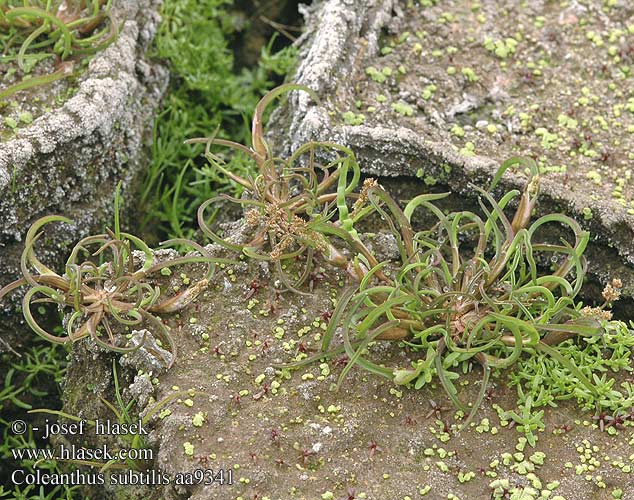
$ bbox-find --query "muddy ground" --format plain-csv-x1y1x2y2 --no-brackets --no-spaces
59,239,634,500
349,0,634,210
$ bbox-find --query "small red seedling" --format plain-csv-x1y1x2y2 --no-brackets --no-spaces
368,440,381,459
270,428,281,442
425,399,450,420
298,448,315,466
245,279,265,299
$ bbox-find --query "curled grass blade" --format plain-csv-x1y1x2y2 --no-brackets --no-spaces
7,7,73,59
251,84,319,163
22,215,72,281
22,286,70,344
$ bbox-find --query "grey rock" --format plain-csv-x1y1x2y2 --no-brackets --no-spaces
127,373,156,409
118,329,174,375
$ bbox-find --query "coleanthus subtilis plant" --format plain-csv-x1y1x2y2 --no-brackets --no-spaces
318,157,617,428
187,84,383,293
0,211,224,367
0,0,117,99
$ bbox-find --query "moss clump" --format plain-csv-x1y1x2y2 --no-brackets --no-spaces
392,102,414,116
342,111,366,125
140,0,298,241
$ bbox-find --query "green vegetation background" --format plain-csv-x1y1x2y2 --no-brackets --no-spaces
139,0,297,242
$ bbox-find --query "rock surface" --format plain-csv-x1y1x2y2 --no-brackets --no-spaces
273,0,634,310
0,0,168,350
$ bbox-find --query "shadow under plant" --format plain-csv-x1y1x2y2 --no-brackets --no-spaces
1,86,633,499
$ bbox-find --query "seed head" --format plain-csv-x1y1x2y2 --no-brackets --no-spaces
602,280,621,303
270,235,294,260
352,178,379,213
246,208,261,227
581,306,613,321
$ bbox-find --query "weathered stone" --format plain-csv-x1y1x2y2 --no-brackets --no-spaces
0,0,168,350
273,0,634,311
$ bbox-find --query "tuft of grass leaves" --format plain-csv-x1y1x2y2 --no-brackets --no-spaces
322,157,619,427
193,84,630,443
189,83,384,293
0,187,229,366
273,153,628,440
0,0,117,99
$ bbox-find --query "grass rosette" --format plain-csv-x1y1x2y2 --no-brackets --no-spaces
0,211,227,366
190,84,382,293
319,157,620,429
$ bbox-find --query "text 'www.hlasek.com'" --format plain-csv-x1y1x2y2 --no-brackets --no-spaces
9,418,234,487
